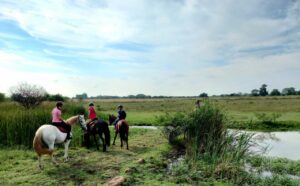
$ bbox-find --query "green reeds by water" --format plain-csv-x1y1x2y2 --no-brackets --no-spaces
163,101,255,183
0,109,50,148
186,103,254,164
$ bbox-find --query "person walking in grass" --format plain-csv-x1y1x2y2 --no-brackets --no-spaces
195,100,202,110
51,101,72,140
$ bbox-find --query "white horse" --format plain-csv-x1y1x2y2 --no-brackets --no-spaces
33,115,87,169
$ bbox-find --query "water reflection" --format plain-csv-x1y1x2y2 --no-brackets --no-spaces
251,131,300,160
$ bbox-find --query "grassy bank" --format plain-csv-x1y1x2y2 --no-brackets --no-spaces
0,128,172,185
0,128,299,185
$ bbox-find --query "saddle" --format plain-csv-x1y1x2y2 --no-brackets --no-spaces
51,123,70,133
87,120,97,131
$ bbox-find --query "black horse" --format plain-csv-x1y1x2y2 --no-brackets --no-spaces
83,119,110,152
108,114,129,149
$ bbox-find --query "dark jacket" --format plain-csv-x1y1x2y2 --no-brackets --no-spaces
118,110,126,120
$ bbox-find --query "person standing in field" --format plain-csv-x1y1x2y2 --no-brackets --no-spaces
113,105,127,128
51,101,72,140
195,100,203,110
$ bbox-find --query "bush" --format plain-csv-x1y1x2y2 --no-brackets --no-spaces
164,101,255,183
160,112,188,144
46,94,65,102
10,83,47,109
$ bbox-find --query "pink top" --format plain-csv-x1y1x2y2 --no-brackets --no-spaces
89,106,97,120
52,107,62,122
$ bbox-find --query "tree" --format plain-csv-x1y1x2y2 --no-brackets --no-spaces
251,89,259,96
199,92,208,97
270,89,281,96
259,84,268,96
0,93,5,102
10,83,47,109
282,87,296,96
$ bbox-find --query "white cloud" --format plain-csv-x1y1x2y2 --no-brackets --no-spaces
0,0,299,96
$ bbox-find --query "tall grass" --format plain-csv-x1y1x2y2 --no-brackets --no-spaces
0,102,88,148
163,101,255,183
186,103,254,164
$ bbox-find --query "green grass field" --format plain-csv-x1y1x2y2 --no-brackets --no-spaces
90,96,300,130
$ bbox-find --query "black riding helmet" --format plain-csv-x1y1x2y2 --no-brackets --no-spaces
89,103,94,106
56,101,63,108
117,105,123,109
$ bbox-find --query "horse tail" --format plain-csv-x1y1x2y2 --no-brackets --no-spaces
104,122,111,146
119,122,128,140
33,127,52,155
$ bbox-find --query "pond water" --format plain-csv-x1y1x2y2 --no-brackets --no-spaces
130,126,300,160
251,131,300,160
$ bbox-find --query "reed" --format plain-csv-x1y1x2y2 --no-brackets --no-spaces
163,101,255,183
0,103,87,148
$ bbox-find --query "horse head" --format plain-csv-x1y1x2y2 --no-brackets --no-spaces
108,114,116,125
78,115,87,131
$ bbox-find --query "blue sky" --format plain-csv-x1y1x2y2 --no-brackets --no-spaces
0,0,299,97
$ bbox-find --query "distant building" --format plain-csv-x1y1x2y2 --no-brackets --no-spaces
76,93,88,99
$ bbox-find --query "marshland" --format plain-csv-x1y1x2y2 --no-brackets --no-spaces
0,96,299,185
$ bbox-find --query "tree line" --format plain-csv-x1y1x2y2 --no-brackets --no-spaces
0,83,299,109
250,84,299,96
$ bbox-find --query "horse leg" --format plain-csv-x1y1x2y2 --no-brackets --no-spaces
93,133,99,150
126,133,129,150
48,142,57,165
112,131,118,145
120,135,123,148
99,132,106,152
63,140,71,162
38,155,43,170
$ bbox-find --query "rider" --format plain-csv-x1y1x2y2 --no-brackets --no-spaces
51,101,72,140
113,105,127,128
87,102,98,124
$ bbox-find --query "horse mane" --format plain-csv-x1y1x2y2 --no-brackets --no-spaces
65,115,78,125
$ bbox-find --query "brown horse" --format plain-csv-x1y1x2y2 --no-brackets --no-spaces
83,119,111,152
108,115,129,149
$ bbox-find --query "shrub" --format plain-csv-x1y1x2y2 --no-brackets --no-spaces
10,83,47,109
164,101,255,183
160,112,188,144
47,94,65,102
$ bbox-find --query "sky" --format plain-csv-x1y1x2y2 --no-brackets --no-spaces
0,0,299,97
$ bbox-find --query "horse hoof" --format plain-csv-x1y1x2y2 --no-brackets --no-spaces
64,157,69,162
39,165,44,170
